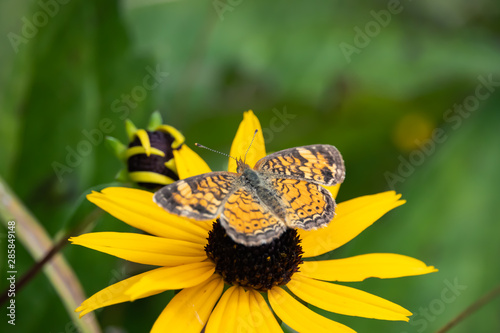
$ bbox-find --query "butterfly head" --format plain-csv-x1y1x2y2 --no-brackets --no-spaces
236,158,250,174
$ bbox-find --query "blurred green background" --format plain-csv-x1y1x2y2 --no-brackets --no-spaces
1,0,500,332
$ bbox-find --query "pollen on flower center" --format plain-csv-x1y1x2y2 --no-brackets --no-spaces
205,221,303,292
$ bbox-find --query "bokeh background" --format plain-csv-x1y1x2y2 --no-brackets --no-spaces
1,0,500,332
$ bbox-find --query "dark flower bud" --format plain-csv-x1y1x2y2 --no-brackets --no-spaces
107,112,184,189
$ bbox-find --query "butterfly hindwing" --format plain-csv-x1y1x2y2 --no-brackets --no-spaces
254,144,345,186
220,187,287,246
272,178,335,230
154,171,237,220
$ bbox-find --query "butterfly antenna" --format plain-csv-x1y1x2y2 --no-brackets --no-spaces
195,143,238,163
243,129,259,164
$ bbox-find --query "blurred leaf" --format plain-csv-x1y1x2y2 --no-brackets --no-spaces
0,176,101,333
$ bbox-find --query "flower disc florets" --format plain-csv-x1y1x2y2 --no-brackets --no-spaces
205,221,303,292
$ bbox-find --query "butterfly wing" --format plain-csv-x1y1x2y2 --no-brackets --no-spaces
220,187,286,246
253,144,345,186
272,178,335,230
154,172,238,220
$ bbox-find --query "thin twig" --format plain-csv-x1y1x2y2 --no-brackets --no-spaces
436,284,500,333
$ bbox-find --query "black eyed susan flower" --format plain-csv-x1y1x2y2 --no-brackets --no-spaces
72,110,437,332
107,111,191,189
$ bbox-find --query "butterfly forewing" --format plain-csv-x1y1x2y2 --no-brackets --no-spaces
153,172,237,220
220,188,287,246
253,144,345,186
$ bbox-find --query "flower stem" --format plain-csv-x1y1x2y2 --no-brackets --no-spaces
436,283,500,333
0,176,102,333
0,208,102,304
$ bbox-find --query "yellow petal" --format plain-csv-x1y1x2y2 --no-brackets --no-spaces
248,290,284,333
300,253,437,282
76,268,164,317
268,287,355,333
70,232,206,267
234,288,254,332
164,158,177,174
87,187,210,244
125,146,165,158
288,274,412,321
228,110,266,172
299,191,405,258
136,129,152,156
205,286,280,333
205,286,238,333
173,144,211,179
325,183,341,199
157,124,185,149
128,171,176,185
126,261,215,300
151,274,224,333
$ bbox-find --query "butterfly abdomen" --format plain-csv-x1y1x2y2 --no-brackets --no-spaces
240,169,287,223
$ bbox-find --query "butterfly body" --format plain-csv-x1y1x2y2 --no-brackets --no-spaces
154,144,345,246
239,166,287,220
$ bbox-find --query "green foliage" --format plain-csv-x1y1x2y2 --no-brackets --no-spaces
1,0,499,332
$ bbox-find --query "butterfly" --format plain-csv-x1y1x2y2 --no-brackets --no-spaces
154,144,345,246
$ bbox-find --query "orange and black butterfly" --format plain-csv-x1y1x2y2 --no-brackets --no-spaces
154,145,345,246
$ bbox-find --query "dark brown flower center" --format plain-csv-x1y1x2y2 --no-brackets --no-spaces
127,130,179,188
205,221,303,292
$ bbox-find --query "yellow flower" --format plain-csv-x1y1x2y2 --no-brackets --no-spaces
72,110,437,332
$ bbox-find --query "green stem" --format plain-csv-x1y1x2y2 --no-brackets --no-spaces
0,208,102,304
436,283,500,333
0,176,102,333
